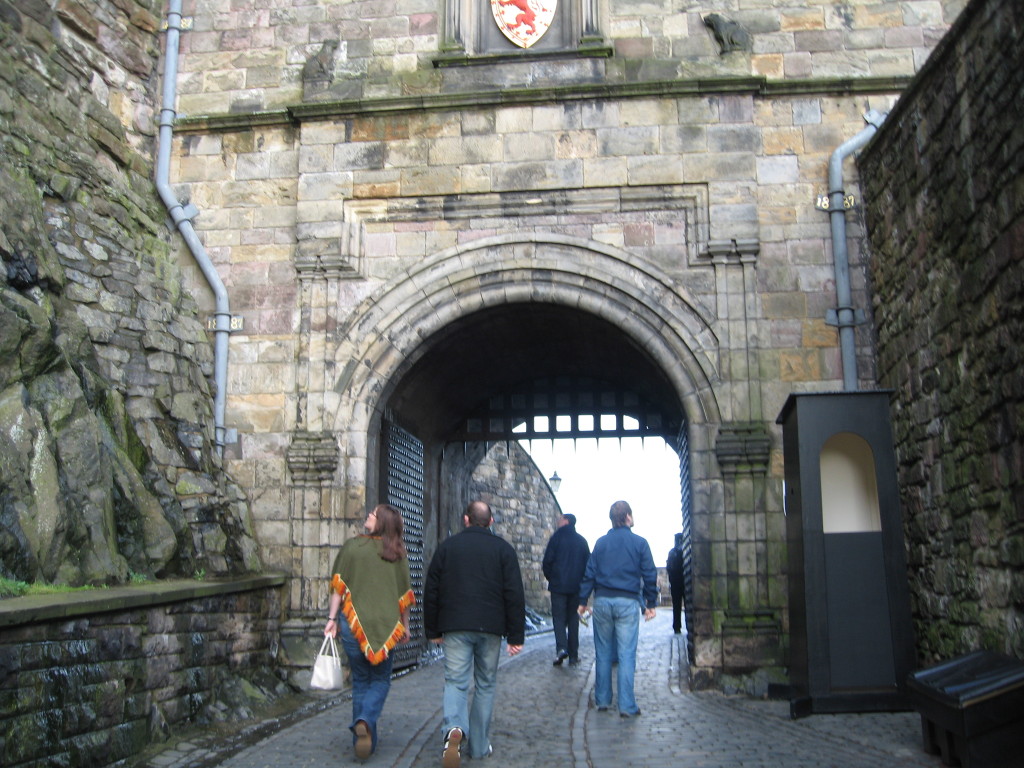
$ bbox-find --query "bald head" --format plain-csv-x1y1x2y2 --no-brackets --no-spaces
465,500,493,527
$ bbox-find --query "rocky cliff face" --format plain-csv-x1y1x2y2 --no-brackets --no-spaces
0,0,260,586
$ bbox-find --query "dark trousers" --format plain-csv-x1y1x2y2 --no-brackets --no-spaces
670,585,684,633
550,591,580,660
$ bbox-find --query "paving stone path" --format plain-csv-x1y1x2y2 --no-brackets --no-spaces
141,613,944,768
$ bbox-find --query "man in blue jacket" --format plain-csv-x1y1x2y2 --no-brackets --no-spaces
578,500,658,717
543,513,591,666
424,500,525,768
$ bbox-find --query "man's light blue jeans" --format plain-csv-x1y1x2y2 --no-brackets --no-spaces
593,596,641,715
441,631,502,759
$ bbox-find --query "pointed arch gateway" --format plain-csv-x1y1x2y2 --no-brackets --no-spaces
308,233,730,671
330,234,723,435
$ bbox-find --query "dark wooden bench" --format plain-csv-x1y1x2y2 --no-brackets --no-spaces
906,650,1024,767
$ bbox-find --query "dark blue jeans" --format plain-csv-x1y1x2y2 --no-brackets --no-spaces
550,591,580,660
338,620,393,753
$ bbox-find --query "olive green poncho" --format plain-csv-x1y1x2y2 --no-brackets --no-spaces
331,536,415,664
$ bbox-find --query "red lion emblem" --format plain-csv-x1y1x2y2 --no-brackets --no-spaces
498,0,537,34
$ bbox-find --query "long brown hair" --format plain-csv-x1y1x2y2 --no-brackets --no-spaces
372,503,407,562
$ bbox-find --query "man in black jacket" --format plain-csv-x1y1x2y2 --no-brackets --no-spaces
542,513,590,666
424,500,525,768
666,533,686,634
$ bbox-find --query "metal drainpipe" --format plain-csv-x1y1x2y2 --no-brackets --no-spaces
155,0,230,455
827,109,887,392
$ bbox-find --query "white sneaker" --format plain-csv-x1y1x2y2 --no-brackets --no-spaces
442,727,463,768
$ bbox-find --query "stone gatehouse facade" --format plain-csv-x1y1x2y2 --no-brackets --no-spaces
12,0,1014,701
162,0,967,688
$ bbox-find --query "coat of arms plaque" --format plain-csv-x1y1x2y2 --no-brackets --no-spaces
490,0,555,48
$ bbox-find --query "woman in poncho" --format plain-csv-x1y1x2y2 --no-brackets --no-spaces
324,503,415,759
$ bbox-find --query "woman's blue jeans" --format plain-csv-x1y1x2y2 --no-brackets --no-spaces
338,621,393,752
593,596,641,715
441,631,502,759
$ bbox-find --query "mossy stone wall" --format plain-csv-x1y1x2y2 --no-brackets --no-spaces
859,0,1024,661
0,576,285,768
0,0,260,585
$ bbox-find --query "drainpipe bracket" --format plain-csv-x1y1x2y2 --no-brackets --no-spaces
162,202,200,233
161,16,193,31
863,109,886,129
825,308,866,328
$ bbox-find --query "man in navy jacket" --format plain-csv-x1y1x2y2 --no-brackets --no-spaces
424,500,525,768
543,513,590,666
578,500,658,717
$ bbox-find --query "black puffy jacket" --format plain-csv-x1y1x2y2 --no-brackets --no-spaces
424,525,526,645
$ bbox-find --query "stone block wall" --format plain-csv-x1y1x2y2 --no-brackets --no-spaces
0,0,261,585
859,0,1024,660
193,96,896,594
173,0,962,112
470,442,561,615
0,576,286,768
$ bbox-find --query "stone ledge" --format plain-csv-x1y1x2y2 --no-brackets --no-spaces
0,573,287,629
432,45,614,68
173,75,912,134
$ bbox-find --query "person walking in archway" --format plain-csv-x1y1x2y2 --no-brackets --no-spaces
424,500,526,768
324,503,415,760
666,532,686,634
543,513,590,666
578,500,658,717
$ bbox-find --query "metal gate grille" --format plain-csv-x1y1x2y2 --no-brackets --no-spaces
676,424,695,667
382,419,426,669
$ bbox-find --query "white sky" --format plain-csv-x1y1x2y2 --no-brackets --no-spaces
522,437,683,561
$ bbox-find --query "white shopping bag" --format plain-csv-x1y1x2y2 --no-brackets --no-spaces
310,636,344,690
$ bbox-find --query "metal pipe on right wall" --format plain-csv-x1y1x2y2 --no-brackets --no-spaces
827,109,887,392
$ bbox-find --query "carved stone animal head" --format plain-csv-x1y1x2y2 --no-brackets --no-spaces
703,13,751,54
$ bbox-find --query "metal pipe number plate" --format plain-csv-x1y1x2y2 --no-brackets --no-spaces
815,194,857,211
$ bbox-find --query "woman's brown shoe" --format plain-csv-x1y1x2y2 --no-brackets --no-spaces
354,720,372,759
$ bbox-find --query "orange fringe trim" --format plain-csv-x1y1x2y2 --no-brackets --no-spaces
331,575,415,665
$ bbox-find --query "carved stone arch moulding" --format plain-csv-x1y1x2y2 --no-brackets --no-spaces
297,185,711,284
326,234,724,439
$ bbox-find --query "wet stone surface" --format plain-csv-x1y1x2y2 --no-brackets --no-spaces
134,613,944,768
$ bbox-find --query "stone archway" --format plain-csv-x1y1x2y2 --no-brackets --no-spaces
288,230,781,687
331,234,723,436
314,235,735,661
333,234,723,545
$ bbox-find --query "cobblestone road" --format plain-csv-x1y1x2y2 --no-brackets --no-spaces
141,613,944,768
